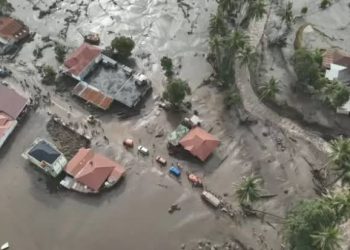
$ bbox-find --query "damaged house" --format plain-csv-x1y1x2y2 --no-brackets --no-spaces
323,49,350,114
62,43,151,110
22,138,67,177
0,16,29,54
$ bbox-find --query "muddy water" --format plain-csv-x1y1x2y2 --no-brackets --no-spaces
0,111,233,250
9,0,215,91
0,1,236,249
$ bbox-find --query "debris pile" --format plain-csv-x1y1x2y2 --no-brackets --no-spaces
46,118,90,160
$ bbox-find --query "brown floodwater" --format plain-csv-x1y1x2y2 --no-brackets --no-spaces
0,111,235,250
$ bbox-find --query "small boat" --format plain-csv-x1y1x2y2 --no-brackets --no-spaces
1,242,9,250
84,33,100,45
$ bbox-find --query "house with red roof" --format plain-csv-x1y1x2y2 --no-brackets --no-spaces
0,17,29,55
322,49,350,114
63,43,102,80
62,43,152,110
179,127,220,161
0,85,28,149
60,148,126,193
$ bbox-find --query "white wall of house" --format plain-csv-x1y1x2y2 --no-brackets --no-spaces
326,63,347,80
0,120,17,149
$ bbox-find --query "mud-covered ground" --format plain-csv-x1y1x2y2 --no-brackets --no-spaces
256,0,350,136
0,0,333,249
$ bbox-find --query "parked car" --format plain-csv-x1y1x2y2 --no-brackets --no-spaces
0,67,11,78
156,156,167,166
123,138,134,148
137,145,149,155
201,190,221,208
187,173,203,187
169,166,181,177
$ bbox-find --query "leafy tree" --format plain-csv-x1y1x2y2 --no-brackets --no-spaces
311,227,342,250
258,77,280,100
54,43,67,63
313,49,324,68
42,65,57,85
217,0,237,15
320,81,349,108
209,9,227,37
224,88,241,109
292,48,321,89
285,199,338,250
320,0,332,9
235,175,262,204
111,36,135,58
160,56,173,79
278,2,294,28
209,35,224,77
162,79,191,108
0,0,13,14
301,6,308,14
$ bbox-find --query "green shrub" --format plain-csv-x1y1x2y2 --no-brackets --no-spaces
301,6,308,14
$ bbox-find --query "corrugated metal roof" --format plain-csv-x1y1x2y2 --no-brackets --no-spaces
180,127,220,161
64,43,101,77
323,49,350,69
65,148,125,191
72,82,113,110
0,17,29,42
0,85,28,119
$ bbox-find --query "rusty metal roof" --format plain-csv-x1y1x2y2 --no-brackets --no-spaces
72,81,113,110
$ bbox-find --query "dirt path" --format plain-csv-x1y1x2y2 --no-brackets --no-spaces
235,14,330,154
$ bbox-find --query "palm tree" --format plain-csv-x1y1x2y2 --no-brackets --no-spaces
258,77,280,100
235,175,262,204
278,2,294,28
328,137,350,185
218,0,236,15
248,0,267,20
226,31,249,55
311,226,342,250
323,191,350,220
209,35,224,73
209,9,227,38
237,45,257,66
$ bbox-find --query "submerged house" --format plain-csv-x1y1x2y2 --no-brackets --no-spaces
62,43,151,110
60,148,126,193
0,85,28,149
22,138,67,177
0,17,29,54
179,127,220,161
322,50,350,114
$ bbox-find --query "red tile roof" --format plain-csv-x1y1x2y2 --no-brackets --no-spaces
0,85,28,119
64,43,101,77
65,148,125,191
180,127,220,161
72,82,113,110
0,112,17,146
322,50,350,69
0,17,29,42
